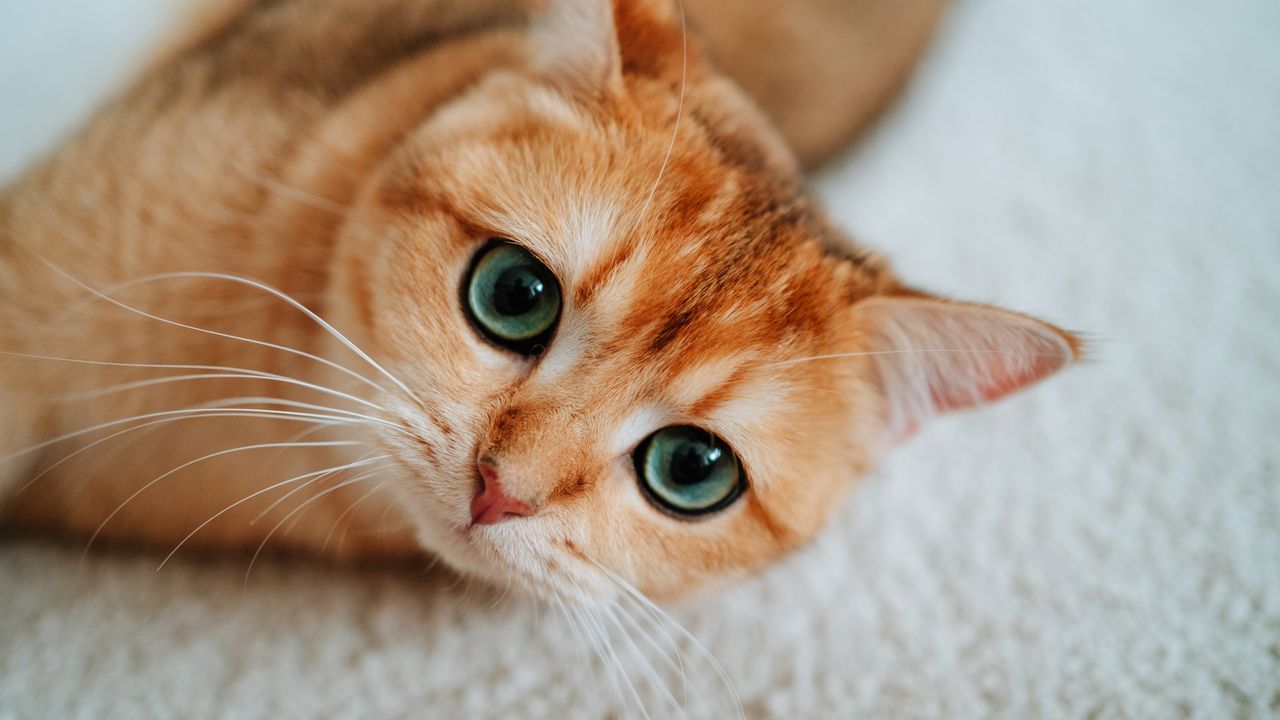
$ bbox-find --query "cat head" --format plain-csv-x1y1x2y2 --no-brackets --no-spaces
326,0,1079,602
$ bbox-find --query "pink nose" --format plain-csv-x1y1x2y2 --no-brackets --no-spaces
470,460,533,526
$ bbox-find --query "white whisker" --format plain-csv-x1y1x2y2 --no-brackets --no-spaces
1,350,395,424
282,423,336,444
91,270,414,398
189,395,413,437
39,260,397,398
320,478,393,553
248,451,381,525
244,460,391,583
591,559,744,720
15,411,348,495
165,271,418,398
68,371,389,411
572,605,622,707
550,593,594,678
581,603,649,719
228,157,351,215
3,406,367,464
638,0,688,225
602,601,682,717
612,594,688,709
491,571,515,609
157,455,385,570
84,439,366,557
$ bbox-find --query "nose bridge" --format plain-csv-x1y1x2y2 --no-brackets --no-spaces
481,391,595,507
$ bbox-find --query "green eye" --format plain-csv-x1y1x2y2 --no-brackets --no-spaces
464,240,562,353
634,426,745,516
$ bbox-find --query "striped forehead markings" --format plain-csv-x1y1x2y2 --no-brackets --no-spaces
572,234,643,310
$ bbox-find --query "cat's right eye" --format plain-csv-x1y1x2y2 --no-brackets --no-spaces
463,240,562,354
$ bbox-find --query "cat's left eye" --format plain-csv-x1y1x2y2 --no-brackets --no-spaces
634,426,745,517
463,240,562,354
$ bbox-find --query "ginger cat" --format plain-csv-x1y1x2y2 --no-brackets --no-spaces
0,0,1076,604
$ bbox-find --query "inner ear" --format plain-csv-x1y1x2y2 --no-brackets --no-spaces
530,0,683,100
530,0,622,99
852,295,1082,443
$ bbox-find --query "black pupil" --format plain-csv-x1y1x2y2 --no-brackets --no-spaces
669,441,721,486
493,267,544,317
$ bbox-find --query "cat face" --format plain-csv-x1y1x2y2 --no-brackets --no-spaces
326,0,1078,602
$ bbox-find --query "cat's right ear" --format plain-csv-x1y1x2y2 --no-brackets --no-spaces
529,0,624,100
529,0,682,101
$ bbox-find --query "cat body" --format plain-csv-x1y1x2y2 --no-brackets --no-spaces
0,0,1074,603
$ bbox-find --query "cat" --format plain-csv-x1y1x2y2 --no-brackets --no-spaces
0,0,1076,605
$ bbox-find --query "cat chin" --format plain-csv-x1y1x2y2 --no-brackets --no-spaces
405,505,615,605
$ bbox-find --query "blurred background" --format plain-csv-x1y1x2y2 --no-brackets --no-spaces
2,0,1278,717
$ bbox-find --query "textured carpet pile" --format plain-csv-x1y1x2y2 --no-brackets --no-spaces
2,0,1277,717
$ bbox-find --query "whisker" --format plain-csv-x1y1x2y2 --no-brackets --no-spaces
189,395,414,437
15,410,349,495
581,603,649,719
38,260,396,398
96,270,413,398
265,422,347,475
590,559,744,720
491,571,515,609
67,371,390,412
2,349,276,376
602,601,682,717
617,590,688,706
280,422,337,445
248,451,381,525
1,350,382,413
1,349,389,416
611,594,687,709
156,271,417,398
637,0,688,224
550,593,596,684
319,478,393,553
4,406,368,464
572,605,623,708
156,455,385,570
244,460,391,584
228,157,351,215
371,486,413,544
83,440,366,558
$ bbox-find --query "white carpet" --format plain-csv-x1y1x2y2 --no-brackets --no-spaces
2,1,1278,717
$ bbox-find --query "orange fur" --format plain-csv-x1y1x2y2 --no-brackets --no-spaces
0,0,1073,602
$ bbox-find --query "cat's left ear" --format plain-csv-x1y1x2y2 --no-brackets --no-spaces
850,295,1083,443
529,0,682,100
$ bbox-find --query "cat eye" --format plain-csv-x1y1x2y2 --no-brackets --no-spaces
464,240,562,354
634,426,745,517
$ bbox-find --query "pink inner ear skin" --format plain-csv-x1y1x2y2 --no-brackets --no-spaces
854,296,1081,442
929,351,1072,413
